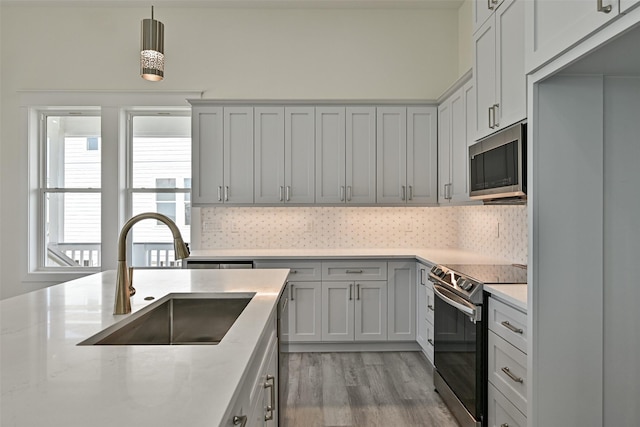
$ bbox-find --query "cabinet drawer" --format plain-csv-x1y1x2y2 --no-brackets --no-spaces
425,320,435,364
488,296,528,353
426,287,435,325
488,383,527,427
488,331,527,414
322,261,387,281
254,260,322,281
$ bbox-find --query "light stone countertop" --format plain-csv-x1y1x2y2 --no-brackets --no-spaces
188,247,515,266
0,268,289,427
484,284,528,312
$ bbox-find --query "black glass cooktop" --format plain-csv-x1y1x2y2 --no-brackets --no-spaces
442,264,528,285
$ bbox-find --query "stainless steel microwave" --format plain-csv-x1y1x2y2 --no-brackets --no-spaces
469,122,526,202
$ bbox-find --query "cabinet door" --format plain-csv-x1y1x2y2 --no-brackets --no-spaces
192,106,224,205
321,281,354,341
449,86,470,202
473,15,497,141
406,106,438,205
285,107,315,204
416,268,428,350
376,107,407,204
495,0,526,131
263,337,278,427
620,0,640,13
224,107,254,204
437,101,452,204
254,107,285,204
387,261,416,341
525,0,619,73
315,107,346,203
345,107,376,204
354,281,387,341
288,281,322,342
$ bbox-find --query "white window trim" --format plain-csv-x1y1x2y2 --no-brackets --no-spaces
23,91,202,284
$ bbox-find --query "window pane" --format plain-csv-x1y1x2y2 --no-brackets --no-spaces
44,192,101,267
46,116,101,188
131,116,191,188
131,192,190,267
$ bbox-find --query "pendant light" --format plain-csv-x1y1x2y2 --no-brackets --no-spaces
140,6,164,81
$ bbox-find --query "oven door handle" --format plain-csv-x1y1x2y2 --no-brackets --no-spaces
433,284,480,322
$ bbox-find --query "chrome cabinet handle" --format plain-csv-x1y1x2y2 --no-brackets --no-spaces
347,185,352,201
493,104,500,127
264,374,275,421
349,284,353,300
340,186,345,202
408,185,413,200
356,283,360,300
489,106,494,129
290,270,297,274
279,186,284,202
501,320,523,334
286,185,291,202
224,186,229,201
597,0,612,13
217,186,222,202
401,185,406,201
487,0,494,10
290,284,294,301
233,415,247,426
427,338,434,346
501,367,524,383
428,304,434,311
501,424,510,427
420,269,426,285
346,270,363,274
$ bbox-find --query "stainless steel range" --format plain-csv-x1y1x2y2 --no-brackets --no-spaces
428,264,527,427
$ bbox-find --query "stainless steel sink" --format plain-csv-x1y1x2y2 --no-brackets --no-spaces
79,294,253,345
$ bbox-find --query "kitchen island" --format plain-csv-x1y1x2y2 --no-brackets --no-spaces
0,268,289,427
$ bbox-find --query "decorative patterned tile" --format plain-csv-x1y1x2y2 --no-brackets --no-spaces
199,205,528,264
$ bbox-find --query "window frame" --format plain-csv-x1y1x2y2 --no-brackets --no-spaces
36,109,102,273
125,110,192,269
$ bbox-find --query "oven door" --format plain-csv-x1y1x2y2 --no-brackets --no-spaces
433,284,484,421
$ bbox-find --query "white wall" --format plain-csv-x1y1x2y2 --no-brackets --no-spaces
458,0,472,75
0,4,460,299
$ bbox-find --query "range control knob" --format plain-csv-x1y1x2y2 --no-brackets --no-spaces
461,280,474,291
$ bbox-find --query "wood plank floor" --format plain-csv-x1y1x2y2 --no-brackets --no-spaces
281,352,459,427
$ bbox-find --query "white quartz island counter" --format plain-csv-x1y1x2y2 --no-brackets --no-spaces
0,269,289,427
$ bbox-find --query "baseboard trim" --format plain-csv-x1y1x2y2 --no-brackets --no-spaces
281,341,421,353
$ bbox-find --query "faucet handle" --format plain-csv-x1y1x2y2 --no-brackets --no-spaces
128,267,136,296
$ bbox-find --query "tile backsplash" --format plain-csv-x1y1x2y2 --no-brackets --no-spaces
199,205,528,264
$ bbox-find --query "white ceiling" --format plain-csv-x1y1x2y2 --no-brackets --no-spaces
0,0,465,9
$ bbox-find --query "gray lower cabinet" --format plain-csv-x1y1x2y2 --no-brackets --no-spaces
387,261,417,341
225,314,278,427
416,261,435,363
321,280,387,342
287,281,322,342
487,295,528,425
256,259,414,345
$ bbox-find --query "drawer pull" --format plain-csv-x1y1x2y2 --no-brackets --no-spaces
233,415,247,426
427,338,434,347
346,270,363,274
501,320,523,334
290,270,297,274
501,366,524,383
427,304,434,311
501,424,509,427
264,374,275,421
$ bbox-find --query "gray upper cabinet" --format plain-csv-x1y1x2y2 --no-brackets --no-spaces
224,107,254,204
316,106,376,204
254,106,315,204
191,105,224,205
377,106,437,205
191,105,254,205
473,0,525,141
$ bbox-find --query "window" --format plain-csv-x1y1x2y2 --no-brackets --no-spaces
40,112,101,269
128,113,191,268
